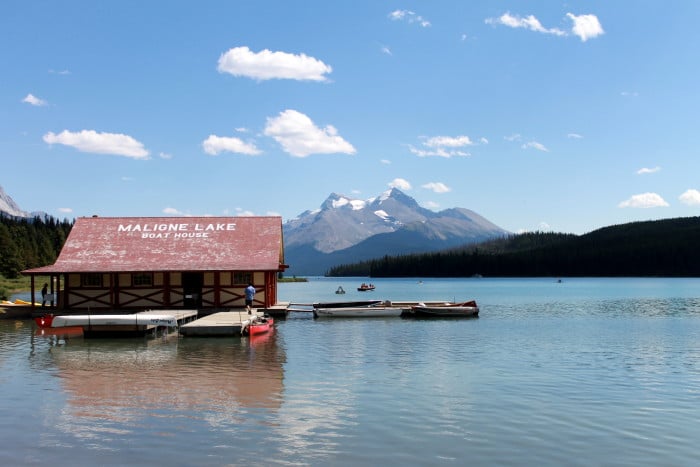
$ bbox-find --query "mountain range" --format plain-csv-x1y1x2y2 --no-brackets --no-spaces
282,188,508,275
0,184,508,276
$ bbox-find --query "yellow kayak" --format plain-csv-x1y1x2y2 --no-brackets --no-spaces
13,299,41,306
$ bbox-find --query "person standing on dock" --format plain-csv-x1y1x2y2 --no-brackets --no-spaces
245,282,255,314
41,283,48,307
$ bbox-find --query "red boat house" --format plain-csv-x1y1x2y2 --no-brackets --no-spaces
22,216,287,312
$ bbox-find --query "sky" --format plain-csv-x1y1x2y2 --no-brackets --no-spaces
2,1,700,235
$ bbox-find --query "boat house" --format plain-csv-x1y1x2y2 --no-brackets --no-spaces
22,216,287,312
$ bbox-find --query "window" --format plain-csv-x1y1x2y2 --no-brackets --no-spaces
81,273,103,287
132,273,153,287
233,272,252,285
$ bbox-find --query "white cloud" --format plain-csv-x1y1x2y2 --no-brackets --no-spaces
522,141,549,152
539,222,552,231
480,137,489,144
217,46,332,82
486,12,566,36
43,129,149,159
264,109,356,157
163,207,184,215
422,182,451,193
424,135,473,148
388,9,431,27
409,134,473,158
486,12,604,42
621,91,639,97
202,134,262,156
48,69,70,75
505,133,521,142
159,152,173,159
636,166,660,175
618,193,669,208
22,93,47,106
679,189,700,206
381,45,392,55
381,159,391,165
58,207,72,213
423,201,440,210
389,178,412,190
567,133,583,139
567,13,605,42
235,207,256,216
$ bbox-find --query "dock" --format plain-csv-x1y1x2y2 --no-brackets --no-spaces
179,310,261,336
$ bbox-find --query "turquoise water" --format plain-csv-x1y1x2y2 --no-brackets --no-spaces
3,277,700,466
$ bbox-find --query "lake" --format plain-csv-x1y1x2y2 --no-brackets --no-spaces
3,277,700,466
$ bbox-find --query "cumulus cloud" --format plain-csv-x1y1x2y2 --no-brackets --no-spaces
202,134,262,156
679,189,700,206
486,11,603,41
163,207,184,215
388,9,431,27
159,152,173,160
618,193,669,208
422,182,451,193
409,134,473,158
567,13,605,42
264,109,356,157
522,141,549,152
389,178,412,190
637,166,660,175
423,201,440,210
22,93,47,106
485,12,566,36
217,46,332,82
43,129,149,159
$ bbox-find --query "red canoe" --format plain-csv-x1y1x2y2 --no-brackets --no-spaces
34,314,54,328
245,316,274,335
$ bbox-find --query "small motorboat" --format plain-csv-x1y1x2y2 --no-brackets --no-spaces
357,283,375,292
335,286,346,294
242,315,274,335
409,300,479,318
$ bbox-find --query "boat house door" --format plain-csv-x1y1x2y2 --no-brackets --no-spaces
182,272,203,308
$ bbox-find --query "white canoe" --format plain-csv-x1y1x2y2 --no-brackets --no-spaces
51,313,178,328
314,306,405,318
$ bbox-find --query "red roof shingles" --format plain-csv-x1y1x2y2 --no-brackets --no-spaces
24,216,284,274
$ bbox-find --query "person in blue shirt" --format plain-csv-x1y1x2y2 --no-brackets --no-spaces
245,282,255,314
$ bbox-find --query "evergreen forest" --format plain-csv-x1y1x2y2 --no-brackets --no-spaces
327,217,700,278
0,215,73,279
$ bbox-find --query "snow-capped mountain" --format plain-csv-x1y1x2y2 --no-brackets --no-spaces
0,185,29,218
283,188,509,275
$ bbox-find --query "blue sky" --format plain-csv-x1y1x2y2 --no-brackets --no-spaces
2,1,700,234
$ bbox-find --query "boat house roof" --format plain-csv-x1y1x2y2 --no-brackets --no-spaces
24,216,286,274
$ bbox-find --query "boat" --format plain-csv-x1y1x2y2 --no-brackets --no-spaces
49,313,179,328
409,300,479,318
314,300,405,318
335,286,346,294
312,300,383,308
242,315,274,335
34,314,55,328
357,283,375,292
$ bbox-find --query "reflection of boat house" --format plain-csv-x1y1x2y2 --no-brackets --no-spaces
22,216,287,311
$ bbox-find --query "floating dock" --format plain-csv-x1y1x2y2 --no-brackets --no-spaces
179,310,258,336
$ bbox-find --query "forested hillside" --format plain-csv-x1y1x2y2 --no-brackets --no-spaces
327,217,700,277
0,215,73,278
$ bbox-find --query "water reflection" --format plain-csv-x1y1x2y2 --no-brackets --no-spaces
37,331,285,440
